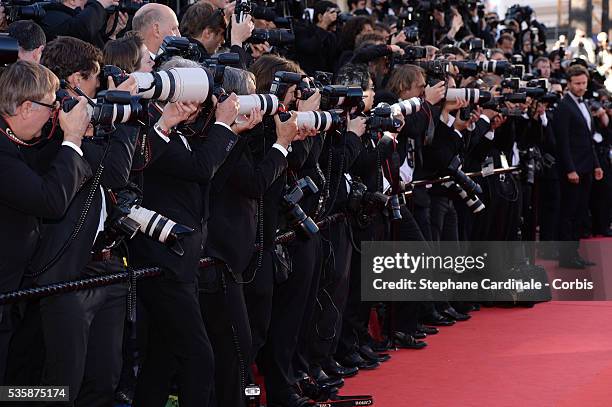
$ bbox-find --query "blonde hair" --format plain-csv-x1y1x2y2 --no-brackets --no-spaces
0,61,59,116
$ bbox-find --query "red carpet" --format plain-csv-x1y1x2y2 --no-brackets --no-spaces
341,302,612,407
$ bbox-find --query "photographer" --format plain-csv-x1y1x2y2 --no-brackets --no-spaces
0,61,92,384
132,3,181,57
200,66,300,407
103,32,155,73
128,58,240,407
8,20,46,64
294,0,338,75
39,0,122,48
179,2,253,67
16,36,140,405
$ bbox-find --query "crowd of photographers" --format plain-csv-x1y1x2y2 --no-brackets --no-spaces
0,0,611,406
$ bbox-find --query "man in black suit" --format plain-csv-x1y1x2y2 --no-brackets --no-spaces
0,61,91,382
16,37,141,406
130,92,239,407
553,64,603,268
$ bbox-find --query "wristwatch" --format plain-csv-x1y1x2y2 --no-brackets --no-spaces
154,121,172,137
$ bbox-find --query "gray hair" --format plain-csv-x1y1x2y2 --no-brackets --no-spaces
222,67,256,95
158,56,201,70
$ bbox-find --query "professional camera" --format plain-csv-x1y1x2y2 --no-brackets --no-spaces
283,176,320,238
445,182,485,213
131,67,214,104
391,45,427,65
347,179,390,228
3,0,49,22
0,34,19,65
447,155,482,196
203,52,241,92
320,85,364,113
588,99,612,111
246,29,295,46
154,36,204,67
270,70,304,100
57,88,149,131
390,97,422,117
99,65,130,91
108,0,147,14
250,3,291,28
235,0,251,22
445,88,492,104
103,185,194,256
367,103,403,134
278,110,341,132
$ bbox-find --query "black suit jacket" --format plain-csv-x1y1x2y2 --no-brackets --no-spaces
129,124,237,283
205,137,287,275
26,125,139,285
0,121,92,294
40,1,108,48
553,94,600,175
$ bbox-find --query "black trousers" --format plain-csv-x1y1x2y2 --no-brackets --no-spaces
558,173,593,262
429,194,459,242
38,256,127,407
133,275,214,407
539,177,560,241
257,234,322,400
199,263,252,407
336,214,388,359
307,218,353,368
590,165,612,235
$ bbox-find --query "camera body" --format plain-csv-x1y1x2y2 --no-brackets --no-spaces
154,36,204,68
4,0,49,23
347,179,390,228
320,85,364,113
283,176,320,238
367,103,402,134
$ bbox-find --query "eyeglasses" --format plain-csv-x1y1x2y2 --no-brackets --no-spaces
32,100,57,111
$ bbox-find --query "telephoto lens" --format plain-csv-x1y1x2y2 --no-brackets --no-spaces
247,29,295,46
237,94,280,115
445,88,492,104
131,67,213,103
278,111,340,132
445,182,485,213
390,97,422,117
128,206,195,256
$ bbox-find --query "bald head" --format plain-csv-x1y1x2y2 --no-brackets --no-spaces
133,3,180,55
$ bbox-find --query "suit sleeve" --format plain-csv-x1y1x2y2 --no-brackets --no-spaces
227,148,288,198
552,102,575,174
45,1,107,44
0,144,92,218
147,123,238,183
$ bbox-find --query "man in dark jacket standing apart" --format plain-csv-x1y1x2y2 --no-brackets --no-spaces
553,64,604,268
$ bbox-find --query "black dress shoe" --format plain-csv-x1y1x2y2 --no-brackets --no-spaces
339,352,380,370
310,366,345,389
422,311,455,326
359,344,391,363
559,259,586,269
442,307,471,321
393,331,427,349
413,331,427,339
370,337,394,352
321,358,359,378
416,324,439,335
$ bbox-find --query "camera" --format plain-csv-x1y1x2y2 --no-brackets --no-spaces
445,88,492,104
131,67,214,104
283,176,320,238
237,94,280,115
57,88,149,131
154,36,204,67
367,103,403,133
246,29,295,47
0,34,19,65
108,0,147,14
270,70,304,100
3,0,49,23
278,110,341,132
392,45,427,65
446,182,485,213
320,85,364,113
99,65,130,91
104,185,194,256
390,97,422,117
347,179,390,228
447,155,482,196
235,0,251,22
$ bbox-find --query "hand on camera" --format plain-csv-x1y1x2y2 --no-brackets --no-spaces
295,125,318,141
347,114,367,137
106,11,129,39
97,0,120,9
159,101,200,132
251,42,271,60
424,81,446,105
274,111,298,149
107,76,138,95
297,89,321,112
491,114,507,130
59,97,91,146
232,107,263,134
215,93,240,126
391,30,407,45
231,14,255,46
